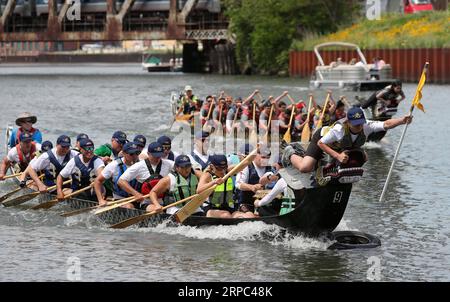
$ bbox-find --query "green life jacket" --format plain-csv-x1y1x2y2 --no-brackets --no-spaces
209,174,235,210
164,171,198,206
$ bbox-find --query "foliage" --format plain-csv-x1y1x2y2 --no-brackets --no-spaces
292,11,450,50
224,0,360,74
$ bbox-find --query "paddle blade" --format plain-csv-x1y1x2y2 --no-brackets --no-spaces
110,212,153,229
60,206,97,217
174,186,215,223
316,120,323,131
0,187,22,203
2,191,40,207
283,131,291,144
31,198,60,210
301,124,311,144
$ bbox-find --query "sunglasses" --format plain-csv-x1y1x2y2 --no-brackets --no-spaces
22,119,34,123
83,146,95,152
162,145,171,150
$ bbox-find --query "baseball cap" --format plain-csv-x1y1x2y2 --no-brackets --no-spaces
195,131,210,140
122,142,141,155
112,131,128,145
258,145,272,157
57,135,71,147
157,135,172,146
76,133,89,142
147,142,164,158
79,138,94,150
133,135,147,148
175,155,192,168
347,107,366,126
210,154,228,168
19,132,33,142
185,85,193,91
41,141,53,152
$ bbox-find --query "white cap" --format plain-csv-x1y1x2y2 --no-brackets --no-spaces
184,85,193,91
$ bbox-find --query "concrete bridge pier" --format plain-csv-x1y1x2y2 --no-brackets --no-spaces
182,41,237,74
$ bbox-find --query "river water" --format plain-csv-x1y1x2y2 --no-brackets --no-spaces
0,63,449,282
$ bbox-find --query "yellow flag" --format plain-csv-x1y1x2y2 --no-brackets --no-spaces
411,66,427,112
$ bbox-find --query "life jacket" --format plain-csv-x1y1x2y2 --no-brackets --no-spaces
167,151,175,161
71,155,99,190
322,120,366,153
43,150,71,186
163,171,198,206
238,163,273,205
112,158,136,198
191,152,209,171
209,173,235,210
180,95,198,114
315,109,331,127
14,127,37,146
15,142,37,172
140,159,164,196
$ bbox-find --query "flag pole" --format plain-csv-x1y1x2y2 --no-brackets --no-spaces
379,62,429,202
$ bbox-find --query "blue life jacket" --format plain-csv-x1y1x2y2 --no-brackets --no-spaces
44,150,71,186
191,152,209,170
167,151,175,161
71,155,99,190
238,163,273,205
112,158,137,198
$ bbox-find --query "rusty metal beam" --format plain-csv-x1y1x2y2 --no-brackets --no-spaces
118,0,136,20
0,0,17,30
58,0,71,23
47,0,61,39
179,0,199,22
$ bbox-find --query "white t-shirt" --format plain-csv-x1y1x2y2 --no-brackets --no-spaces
30,148,79,171
187,149,209,171
235,162,273,190
101,158,131,180
320,121,385,145
59,155,105,179
119,159,174,183
7,143,41,164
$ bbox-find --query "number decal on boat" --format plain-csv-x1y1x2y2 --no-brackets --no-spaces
333,191,343,203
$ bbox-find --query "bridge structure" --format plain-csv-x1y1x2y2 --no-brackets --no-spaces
0,0,229,42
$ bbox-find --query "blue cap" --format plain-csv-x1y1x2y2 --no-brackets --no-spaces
76,133,89,142
195,131,210,140
210,154,228,167
147,142,164,158
133,135,146,148
19,132,33,142
157,135,172,146
41,141,53,152
239,143,254,156
347,107,366,126
57,135,71,147
175,155,192,167
79,138,94,149
122,142,141,155
112,131,128,145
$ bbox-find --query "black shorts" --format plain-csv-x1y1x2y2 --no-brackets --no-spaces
305,129,325,161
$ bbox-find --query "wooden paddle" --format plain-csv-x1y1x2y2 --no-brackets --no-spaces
202,101,214,131
2,172,22,180
1,179,72,207
174,148,258,223
0,174,45,203
282,95,297,144
110,195,196,229
60,198,132,217
301,95,314,144
315,91,331,131
31,183,94,210
262,103,275,143
94,193,148,215
249,101,258,146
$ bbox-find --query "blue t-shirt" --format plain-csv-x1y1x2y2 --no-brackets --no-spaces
9,128,43,148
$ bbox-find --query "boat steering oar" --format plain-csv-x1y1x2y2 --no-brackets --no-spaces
174,148,258,223
109,195,197,229
1,179,72,208
31,183,95,210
